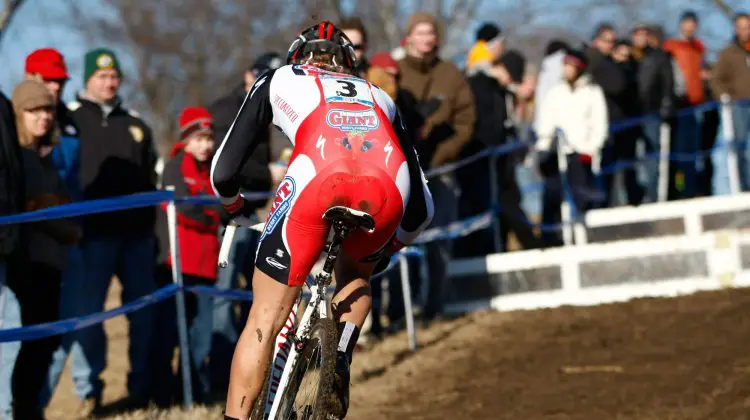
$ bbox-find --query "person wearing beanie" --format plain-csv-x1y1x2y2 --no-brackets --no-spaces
9,80,81,419
398,11,475,323
534,49,608,246
56,46,157,415
467,22,504,70
150,106,220,404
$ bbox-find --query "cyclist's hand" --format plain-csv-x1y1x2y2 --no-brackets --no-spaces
220,196,255,225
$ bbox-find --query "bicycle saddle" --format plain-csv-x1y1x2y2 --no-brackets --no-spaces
323,206,375,233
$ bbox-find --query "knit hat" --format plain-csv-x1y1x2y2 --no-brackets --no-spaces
680,10,698,23
84,48,121,84
12,80,54,113
476,23,502,42
25,48,69,80
564,49,588,70
179,106,213,141
406,12,440,40
369,52,400,74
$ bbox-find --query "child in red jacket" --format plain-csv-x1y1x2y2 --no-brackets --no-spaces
155,106,220,403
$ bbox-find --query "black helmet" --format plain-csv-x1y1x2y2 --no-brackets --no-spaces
286,21,357,70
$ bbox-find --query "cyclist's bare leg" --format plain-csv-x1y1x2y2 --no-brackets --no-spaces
331,252,375,327
225,268,300,420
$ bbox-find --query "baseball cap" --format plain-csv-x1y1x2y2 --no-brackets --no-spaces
25,48,69,80
251,53,283,76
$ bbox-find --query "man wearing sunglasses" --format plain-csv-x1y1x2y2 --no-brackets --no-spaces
339,17,370,77
24,48,78,136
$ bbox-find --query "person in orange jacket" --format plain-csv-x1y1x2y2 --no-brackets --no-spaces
662,10,706,199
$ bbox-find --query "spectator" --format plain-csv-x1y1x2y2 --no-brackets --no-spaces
0,89,25,420
339,17,369,77
9,80,81,419
535,50,608,246
698,60,719,196
24,48,78,136
535,40,569,124
711,12,750,194
207,52,285,389
663,10,706,198
458,50,542,257
633,24,676,203
466,23,504,71
398,11,476,322
152,107,220,404
62,48,158,414
586,22,642,207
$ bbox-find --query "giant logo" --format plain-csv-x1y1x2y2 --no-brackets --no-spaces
326,109,379,132
261,176,296,240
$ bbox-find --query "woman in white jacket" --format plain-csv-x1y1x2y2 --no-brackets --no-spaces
533,49,608,246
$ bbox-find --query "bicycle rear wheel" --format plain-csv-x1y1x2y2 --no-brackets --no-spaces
275,318,341,420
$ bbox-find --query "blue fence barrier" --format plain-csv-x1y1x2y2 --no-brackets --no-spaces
0,97,746,342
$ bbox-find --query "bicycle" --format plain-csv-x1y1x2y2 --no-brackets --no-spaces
218,205,376,420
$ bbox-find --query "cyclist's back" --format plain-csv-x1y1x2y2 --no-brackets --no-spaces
212,63,431,287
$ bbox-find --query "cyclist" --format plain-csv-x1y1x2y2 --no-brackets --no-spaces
211,21,434,419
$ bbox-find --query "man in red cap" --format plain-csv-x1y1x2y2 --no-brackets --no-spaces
24,48,77,135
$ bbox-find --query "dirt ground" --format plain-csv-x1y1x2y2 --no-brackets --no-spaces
45,282,750,420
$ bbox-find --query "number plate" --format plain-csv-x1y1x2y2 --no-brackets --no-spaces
320,77,374,107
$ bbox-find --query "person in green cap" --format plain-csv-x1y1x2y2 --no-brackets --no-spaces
41,47,159,416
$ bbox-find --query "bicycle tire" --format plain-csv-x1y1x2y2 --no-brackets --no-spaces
249,360,273,419
276,318,341,420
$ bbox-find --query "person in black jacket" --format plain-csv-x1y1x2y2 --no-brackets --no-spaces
457,52,542,257
60,48,158,414
586,23,643,206
633,24,676,202
0,89,24,420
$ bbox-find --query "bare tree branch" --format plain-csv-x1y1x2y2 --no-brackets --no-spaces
0,0,26,47
711,0,735,19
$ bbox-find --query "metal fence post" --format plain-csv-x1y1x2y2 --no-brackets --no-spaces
487,153,502,253
658,122,671,202
720,98,741,195
398,253,417,351
165,186,194,410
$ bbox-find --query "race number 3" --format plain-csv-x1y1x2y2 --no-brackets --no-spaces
320,77,374,106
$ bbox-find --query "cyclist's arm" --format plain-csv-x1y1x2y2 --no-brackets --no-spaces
392,109,434,245
210,69,276,204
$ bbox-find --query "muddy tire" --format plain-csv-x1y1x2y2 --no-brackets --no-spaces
249,360,273,419
275,318,341,420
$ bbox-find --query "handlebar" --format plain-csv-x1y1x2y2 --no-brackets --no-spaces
218,216,265,268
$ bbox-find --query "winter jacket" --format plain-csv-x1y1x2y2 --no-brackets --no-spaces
584,47,627,121
637,46,675,115
663,37,706,105
20,148,78,270
711,39,750,101
534,50,566,123
0,91,24,258
398,51,476,169
535,74,608,157
161,144,220,280
68,95,157,237
465,69,514,156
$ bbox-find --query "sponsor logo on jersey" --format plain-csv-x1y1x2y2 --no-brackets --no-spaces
326,109,379,132
273,94,299,123
261,176,296,240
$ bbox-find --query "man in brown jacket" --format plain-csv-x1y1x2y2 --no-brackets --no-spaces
711,12,750,193
398,12,476,322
